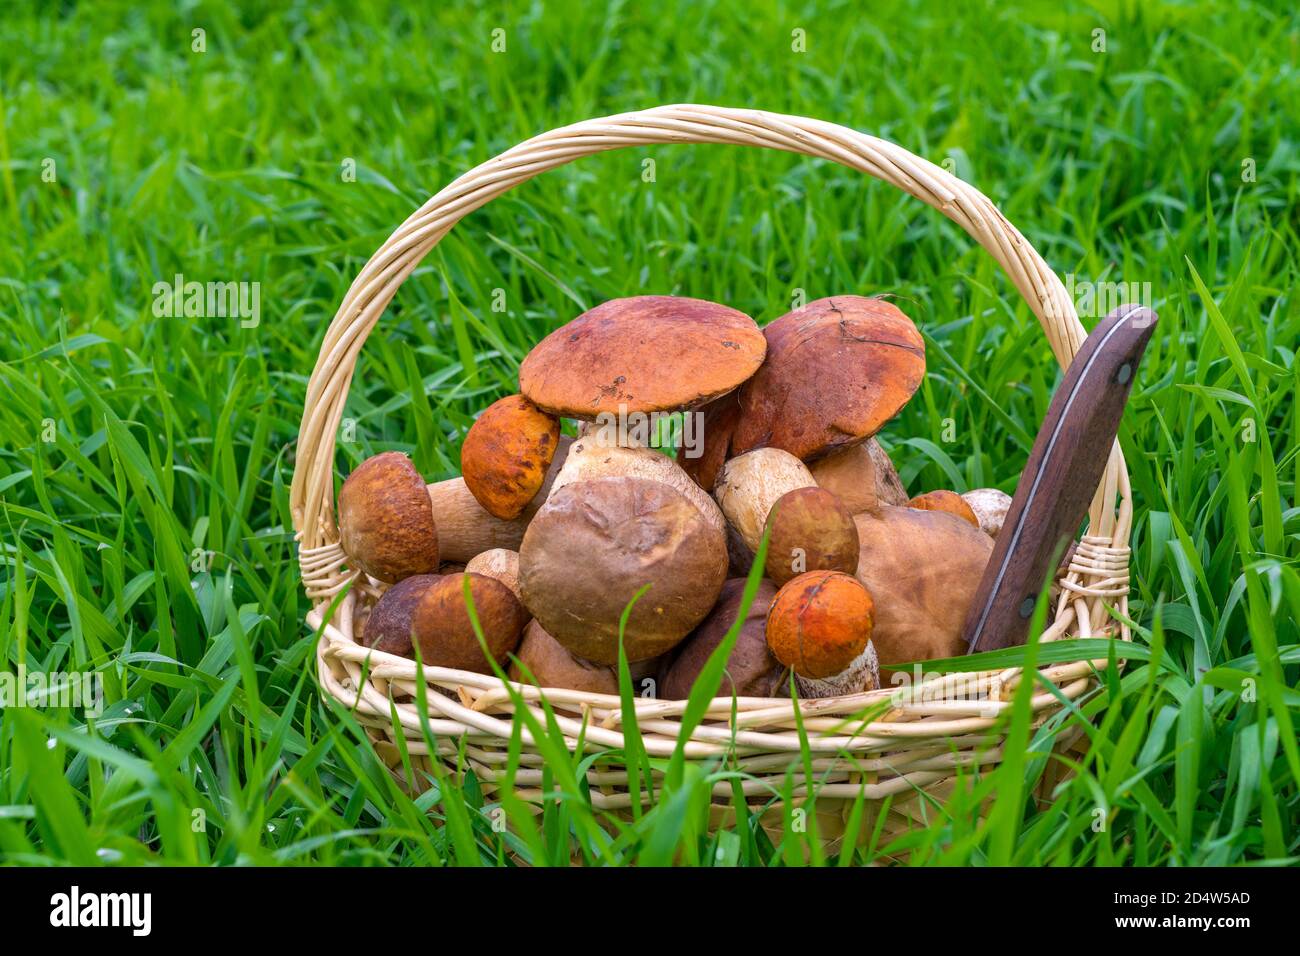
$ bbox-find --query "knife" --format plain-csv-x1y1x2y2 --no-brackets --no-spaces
963,303,1158,653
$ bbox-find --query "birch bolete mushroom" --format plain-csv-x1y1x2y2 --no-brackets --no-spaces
961,488,1012,539
518,296,766,419
762,486,859,586
426,434,573,562
408,572,528,673
765,570,879,697
688,296,925,481
853,506,993,668
908,490,980,528
518,476,728,664
808,438,909,514
338,452,440,583
713,447,816,553
461,394,561,519
661,578,787,700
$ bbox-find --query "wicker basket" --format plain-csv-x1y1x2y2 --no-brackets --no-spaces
291,105,1131,850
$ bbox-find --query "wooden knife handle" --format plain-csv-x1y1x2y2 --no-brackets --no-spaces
963,304,1158,653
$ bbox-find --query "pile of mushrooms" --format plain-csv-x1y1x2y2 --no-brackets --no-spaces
339,294,1016,700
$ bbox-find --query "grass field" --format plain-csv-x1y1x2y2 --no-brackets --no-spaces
1,0,1298,866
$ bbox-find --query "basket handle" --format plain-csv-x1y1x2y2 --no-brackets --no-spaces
290,104,1130,601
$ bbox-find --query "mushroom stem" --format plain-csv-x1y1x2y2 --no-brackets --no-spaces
794,642,880,698
426,435,573,563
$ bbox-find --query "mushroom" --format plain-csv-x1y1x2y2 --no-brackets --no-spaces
461,394,561,519
426,434,573,562
518,296,766,419
762,486,859,586
408,572,528,673
464,548,522,601
509,620,663,694
961,488,1013,539
338,452,440,583
360,574,441,654
661,578,787,700
713,447,816,553
689,296,925,477
549,438,726,535
808,438,909,514
853,506,993,668
765,570,879,697
518,476,728,664
908,490,980,528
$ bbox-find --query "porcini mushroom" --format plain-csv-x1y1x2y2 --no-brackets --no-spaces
408,572,528,673
518,476,728,664
853,506,993,668
461,394,561,519
908,490,980,528
765,570,879,697
464,548,522,601
692,296,925,471
763,486,859,586
426,434,573,562
808,438,909,513
338,452,439,583
661,579,787,699
518,296,766,419
713,447,816,553
961,488,1012,539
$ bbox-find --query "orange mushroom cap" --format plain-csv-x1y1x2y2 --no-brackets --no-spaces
766,570,875,679
461,394,561,519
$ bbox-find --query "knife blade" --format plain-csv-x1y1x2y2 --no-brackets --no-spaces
963,303,1158,653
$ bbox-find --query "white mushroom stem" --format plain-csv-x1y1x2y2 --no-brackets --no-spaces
961,488,1012,539
713,448,816,552
550,438,726,535
794,641,880,699
465,548,522,601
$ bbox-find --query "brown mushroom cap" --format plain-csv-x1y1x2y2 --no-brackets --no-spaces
409,572,528,673
766,570,875,679
362,574,441,655
763,487,860,586
461,395,561,519
853,507,993,667
713,447,816,553
338,452,440,583
518,476,728,664
661,578,787,700
509,619,620,694
509,620,666,694
694,296,924,469
809,438,909,514
908,490,980,528
518,296,766,419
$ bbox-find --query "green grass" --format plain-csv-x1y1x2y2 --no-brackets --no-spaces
1,0,1298,865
